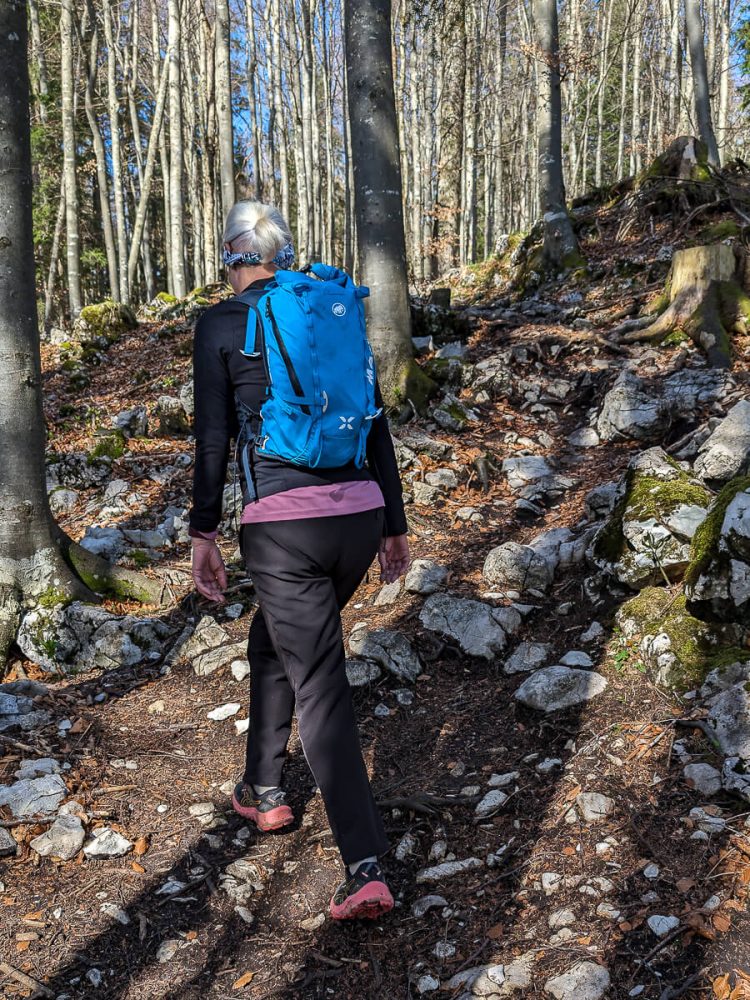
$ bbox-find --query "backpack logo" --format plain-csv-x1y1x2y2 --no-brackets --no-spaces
332,302,346,317
339,416,355,431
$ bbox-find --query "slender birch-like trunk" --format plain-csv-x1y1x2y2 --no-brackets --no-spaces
685,0,720,165
167,0,187,296
103,2,129,301
215,0,235,220
60,0,82,316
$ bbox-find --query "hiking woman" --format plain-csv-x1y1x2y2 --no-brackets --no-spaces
188,201,409,920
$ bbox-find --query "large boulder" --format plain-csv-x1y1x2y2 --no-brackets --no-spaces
17,603,173,675
596,369,730,443
483,541,555,595
514,666,608,713
348,625,421,683
694,401,750,485
419,594,521,660
615,587,747,690
590,447,711,588
685,477,750,623
72,301,137,343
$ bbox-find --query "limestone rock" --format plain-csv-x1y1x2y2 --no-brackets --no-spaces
113,405,148,439
0,773,67,819
544,962,610,1000
596,368,730,444
694,401,750,485
349,625,421,683
345,659,382,686
483,541,555,594
708,683,750,761
504,642,551,675
419,593,520,660
83,827,133,859
416,858,483,882
683,763,721,796
0,828,18,857
154,395,191,437
30,814,85,860
413,481,444,506
194,642,249,677
514,666,608,713
502,456,554,491
375,580,402,606
575,792,615,823
590,447,711,588
405,559,448,595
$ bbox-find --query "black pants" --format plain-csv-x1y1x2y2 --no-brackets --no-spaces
240,508,389,865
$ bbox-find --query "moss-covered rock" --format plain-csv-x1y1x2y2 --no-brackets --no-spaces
615,588,747,690
410,302,472,346
685,477,750,623
73,301,137,343
87,430,126,464
699,219,741,242
591,447,712,588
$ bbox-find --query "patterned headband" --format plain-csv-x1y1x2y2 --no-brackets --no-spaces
222,241,296,270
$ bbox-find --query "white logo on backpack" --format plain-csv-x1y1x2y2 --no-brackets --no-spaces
332,302,346,317
339,416,355,431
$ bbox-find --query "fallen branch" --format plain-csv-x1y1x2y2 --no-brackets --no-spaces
377,792,479,816
0,961,54,998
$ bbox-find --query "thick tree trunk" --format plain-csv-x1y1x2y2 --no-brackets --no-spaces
214,0,235,222
344,0,432,412
685,0,720,166
622,244,744,368
0,1,163,670
534,0,581,272
60,0,82,317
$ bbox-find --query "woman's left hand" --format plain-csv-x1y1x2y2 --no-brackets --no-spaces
378,534,410,584
192,539,227,602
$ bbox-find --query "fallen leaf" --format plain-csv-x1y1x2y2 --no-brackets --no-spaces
16,940,29,952
713,913,732,933
486,924,503,940
131,862,145,874
233,971,255,989
186,931,197,941
713,973,731,999
22,910,43,921
133,836,149,856
577,935,592,945
676,878,695,894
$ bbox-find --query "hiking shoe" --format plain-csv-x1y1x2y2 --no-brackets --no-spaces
329,861,394,921
231,783,294,832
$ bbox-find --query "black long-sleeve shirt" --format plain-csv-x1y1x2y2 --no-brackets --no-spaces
189,277,407,537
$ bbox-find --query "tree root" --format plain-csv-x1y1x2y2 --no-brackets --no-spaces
58,532,166,606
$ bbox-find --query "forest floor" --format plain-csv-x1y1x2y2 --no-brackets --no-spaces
2,206,750,1000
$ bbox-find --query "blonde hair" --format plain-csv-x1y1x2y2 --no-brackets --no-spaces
222,201,292,264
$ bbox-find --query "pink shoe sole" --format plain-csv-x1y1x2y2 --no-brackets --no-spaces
329,881,394,921
231,794,294,832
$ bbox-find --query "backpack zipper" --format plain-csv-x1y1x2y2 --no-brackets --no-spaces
265,299,311,416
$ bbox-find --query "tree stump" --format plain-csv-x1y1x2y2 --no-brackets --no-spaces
620,244,750,368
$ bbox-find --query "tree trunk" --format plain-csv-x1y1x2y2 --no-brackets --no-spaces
60,0,82,317
622,244,743,368
0,1,163,670
167,0,187,296
83,12,120,303
435,0,465,274
44,180,66,328
103,2,129,302
685,0,720,166
247,0,264,201
215,0,235,222
344,0,433,411
534,0,581,272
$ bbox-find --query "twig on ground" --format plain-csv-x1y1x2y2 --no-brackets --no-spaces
0,961,54,998
377,792,480,815
659,971,705,999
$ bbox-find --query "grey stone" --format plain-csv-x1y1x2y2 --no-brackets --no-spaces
502,455,554,491
14,758,60,780
576,792,615,823
79,525,126,560
231,659,251,682
349,625,421,683
154,395,191,436
416,857,483,882
647,915,680,938
435,340,467,359
580,622,605,643
597,368,730,443
721,758,750,802
374,580,402,606
419,593,520,659
514,666,608,713
694,400,750,484
345,659,382,687
569,426,600,448
548,908,576,929
413,481,443,506
83,827,133,858
475,790,508,818
483,541,555,594
448,953,534,998
708,683,750,761
0,773,67,819
123,528,171,549
683,763,721,796
411,894,448,917
49,488,80,514
112,405,148,438
544,962,610,1000
425,467,459,489
30,814,85,860
0,828,18,857
504,642,551,675
194,642,247,677
686,487,750,622
559,650,593,667
412,335,434,353
433,394,479,432
179,379,195,418
179,616,231,661
405,559,448,595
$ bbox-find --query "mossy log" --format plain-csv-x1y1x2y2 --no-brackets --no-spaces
619,244,748,368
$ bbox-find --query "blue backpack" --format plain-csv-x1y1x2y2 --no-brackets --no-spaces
235,263,381,489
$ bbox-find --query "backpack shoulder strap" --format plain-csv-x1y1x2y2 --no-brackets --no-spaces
235,285,274,357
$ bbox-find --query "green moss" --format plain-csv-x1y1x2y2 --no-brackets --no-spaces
156,291,178,305
685,476,750,587
77,300,137,341
700,219,741,241
129,549,151,568
88,430,126,463
663,327,689,346
36,588,71,609
422,357,462,384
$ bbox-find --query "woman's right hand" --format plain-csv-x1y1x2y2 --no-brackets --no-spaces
378,534,410,584
192,539,227,602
